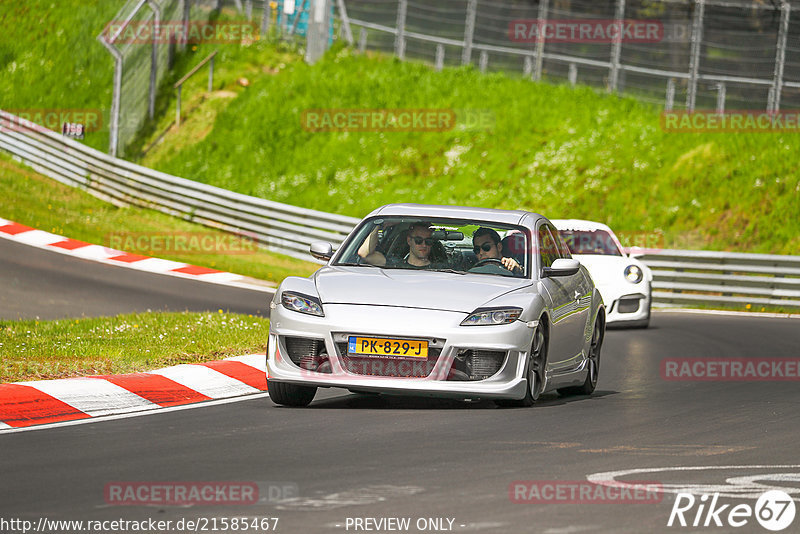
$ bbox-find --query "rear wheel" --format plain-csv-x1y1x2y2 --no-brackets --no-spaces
267,380,317,407
495,323,547,408
559,312,604,396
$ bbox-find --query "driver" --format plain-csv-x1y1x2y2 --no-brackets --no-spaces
472,227,523,274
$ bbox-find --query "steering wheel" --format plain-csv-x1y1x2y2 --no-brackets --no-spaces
472,258,504,268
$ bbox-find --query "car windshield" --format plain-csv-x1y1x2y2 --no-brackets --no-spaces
334,217,530,278
558,229,623,256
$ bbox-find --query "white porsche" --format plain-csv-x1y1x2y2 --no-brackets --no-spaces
552,219,652,328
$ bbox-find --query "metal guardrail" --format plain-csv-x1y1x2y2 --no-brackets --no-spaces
1,109,799,308
0,110,359,263
635,249,800,308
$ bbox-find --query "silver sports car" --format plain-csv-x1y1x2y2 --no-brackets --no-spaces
266,204,606,407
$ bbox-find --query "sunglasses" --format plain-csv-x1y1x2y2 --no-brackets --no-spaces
473,242,495,253
412,236,435,246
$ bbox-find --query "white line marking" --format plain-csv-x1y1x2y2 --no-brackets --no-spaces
0,422,11,430
69,244,119,261
0,218,10,226
587,465,800,501
226,354,267,373
0,393,269,434
148,364,260,398
655,308,800,320
14,378,159,417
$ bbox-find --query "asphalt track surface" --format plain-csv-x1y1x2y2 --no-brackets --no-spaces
2,242,800,533
0,238,269,319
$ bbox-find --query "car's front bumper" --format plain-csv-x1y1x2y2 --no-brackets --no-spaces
267,304,536,400
598,282,651,325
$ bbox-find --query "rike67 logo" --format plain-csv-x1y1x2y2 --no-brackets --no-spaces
668,490,796,531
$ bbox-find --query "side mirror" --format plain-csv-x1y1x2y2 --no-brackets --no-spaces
310,241,333,261
543,258,580,277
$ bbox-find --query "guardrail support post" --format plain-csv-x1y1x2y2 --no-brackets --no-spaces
609,0,625,93
769,0,790,112
462,0,477,65
523,55,533,79
716,82,726,113
395,0,407,60
435,44,445,71
686,0,705,111
665,78,675,111
209,55,215,92
568,63,577,86
534,0,549,81
358,28,367,53
479,50,488,73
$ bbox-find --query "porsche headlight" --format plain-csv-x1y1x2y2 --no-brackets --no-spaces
624,265,643,284
461,307,522,326
281,292,324,317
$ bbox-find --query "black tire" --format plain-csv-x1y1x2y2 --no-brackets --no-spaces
267,380,317,407
495,323,548,408
558,312,604,396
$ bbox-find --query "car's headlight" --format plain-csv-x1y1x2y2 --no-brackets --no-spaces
460,307,522,326
281,292,324,317
624,265,643,284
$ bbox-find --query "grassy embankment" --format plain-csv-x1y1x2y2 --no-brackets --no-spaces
142,46,800,256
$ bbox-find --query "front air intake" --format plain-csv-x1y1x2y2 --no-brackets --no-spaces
449,350,506,381
283,336,331,373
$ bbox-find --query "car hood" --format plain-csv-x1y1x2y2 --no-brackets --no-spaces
314,266,529,313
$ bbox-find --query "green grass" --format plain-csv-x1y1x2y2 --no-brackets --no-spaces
0,154,319,283
0,311,268,382
140,45,800,256
0,0,121,151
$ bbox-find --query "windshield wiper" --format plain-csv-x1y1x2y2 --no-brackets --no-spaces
338,262,380,268
430,268,467,275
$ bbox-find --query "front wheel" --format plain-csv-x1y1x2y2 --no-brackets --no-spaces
559,312,604,396
267,380,317,407
495,324,547,408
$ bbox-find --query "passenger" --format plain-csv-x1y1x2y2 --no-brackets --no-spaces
472,227,523,274
358,222,445,269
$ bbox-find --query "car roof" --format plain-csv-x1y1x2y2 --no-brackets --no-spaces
550,219,614,233
367,203,542,226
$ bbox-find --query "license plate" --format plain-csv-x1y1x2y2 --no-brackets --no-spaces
348,336,428,359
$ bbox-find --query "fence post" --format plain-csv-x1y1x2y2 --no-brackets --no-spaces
395,0,407,59
336,0,354,45
568,63,577,86
534,0,549,81
435,44,445,71
181,0,191,53
176,86,182,127
358,28,367,52
462,0,477,65
479,50,488,73
209,55,215,92
665,78,675,111
769,0,790,112
146,0,161,120
609,0,625,93
716,82,725,113
246,0,253,19
686,0,705,111
261,0,271,35
98,37,122,157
